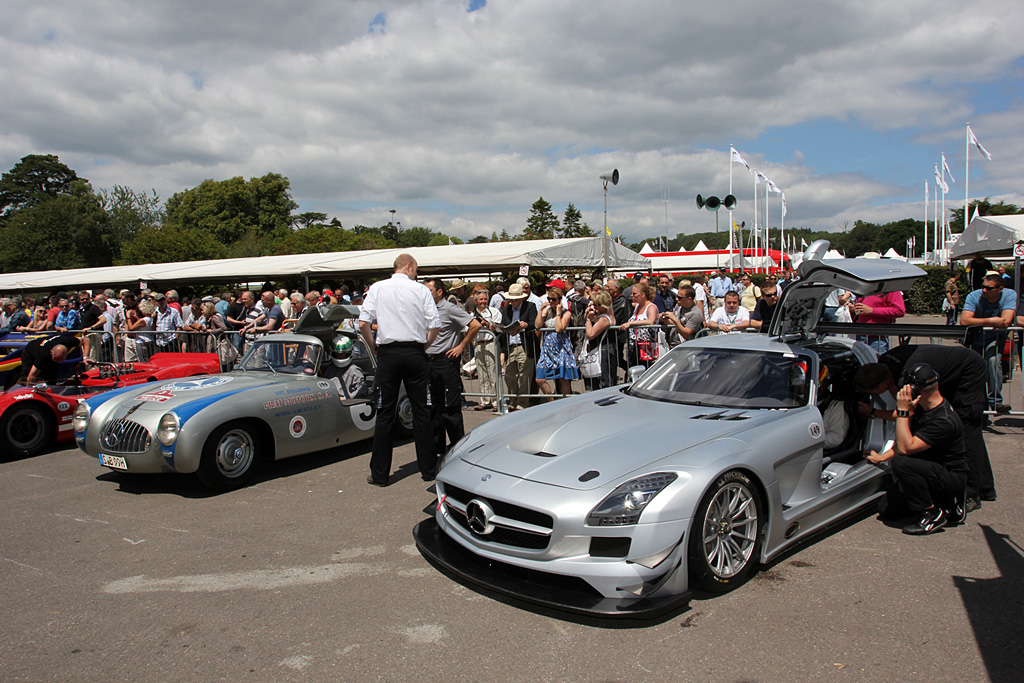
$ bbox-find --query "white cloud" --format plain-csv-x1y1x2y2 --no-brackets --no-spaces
2,0,1023,244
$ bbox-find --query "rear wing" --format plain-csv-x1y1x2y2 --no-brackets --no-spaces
810,322,975,344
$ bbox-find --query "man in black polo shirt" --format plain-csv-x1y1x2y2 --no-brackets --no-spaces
20,334,83,383
865,363,967,535
750,282,779,332
856,343,993,511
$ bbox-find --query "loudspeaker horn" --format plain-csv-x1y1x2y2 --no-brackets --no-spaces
600,169,619,186
704,195,721,211
696,194,705,210
722,194,737,210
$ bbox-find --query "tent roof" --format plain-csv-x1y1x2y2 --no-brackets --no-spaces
0,237,650,291
950,214,1024,259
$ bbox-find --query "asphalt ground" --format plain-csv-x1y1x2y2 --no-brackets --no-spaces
3,333,1023,682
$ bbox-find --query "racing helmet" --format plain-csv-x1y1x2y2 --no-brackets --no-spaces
330,335,354,368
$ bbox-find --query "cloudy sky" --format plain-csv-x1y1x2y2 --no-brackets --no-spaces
3,0,1023,248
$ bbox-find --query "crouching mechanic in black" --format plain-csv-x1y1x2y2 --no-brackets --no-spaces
423,278,483,465
864,363,968,535
20,334,85,384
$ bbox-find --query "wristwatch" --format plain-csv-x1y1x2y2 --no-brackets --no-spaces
896,409,911,418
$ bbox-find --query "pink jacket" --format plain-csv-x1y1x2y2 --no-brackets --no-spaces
854,291,906,324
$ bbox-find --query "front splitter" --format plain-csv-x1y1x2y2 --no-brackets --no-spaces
412,517,690,620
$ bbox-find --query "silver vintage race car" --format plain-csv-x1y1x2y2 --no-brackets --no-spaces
414,245,936,618
74,305,411,491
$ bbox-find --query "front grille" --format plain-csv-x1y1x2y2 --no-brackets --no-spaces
100,419,152,453
443,483,553,550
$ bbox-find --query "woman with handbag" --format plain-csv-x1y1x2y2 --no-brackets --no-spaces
620,282,660,369
535,286,579,401
582,290,617,389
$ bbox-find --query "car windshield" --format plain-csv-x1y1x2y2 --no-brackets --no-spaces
628,347,811,409
238,340,322,375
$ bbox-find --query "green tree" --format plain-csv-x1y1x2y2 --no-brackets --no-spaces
525,197,559,240
560,203,593,238
99,185,163,262
0,179,110,271
274,224,352,255
292,211,329,229
119,226,226,264
949,198,1022,232
395,226,438,248
0,154,79,216
163,173,298,254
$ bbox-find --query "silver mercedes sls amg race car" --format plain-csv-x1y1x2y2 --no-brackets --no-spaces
74,305,411,491
415,244,945,618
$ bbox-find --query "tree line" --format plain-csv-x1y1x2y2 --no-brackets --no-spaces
1,153,1014,274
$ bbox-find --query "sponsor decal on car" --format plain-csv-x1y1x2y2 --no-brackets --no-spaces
289,415,307,438
161,377,233,392
57,401,70,411
809,423,822,438
317,381,331,389
14,394,33,400
263,392,319,410
137,390,176,403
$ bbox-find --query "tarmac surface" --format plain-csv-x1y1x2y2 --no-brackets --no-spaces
2,380,1023,682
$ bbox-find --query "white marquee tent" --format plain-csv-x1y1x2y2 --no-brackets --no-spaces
0,237,650,291
950,214,1024,259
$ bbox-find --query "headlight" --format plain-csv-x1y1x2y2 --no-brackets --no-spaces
587,472,678,526
439,433,472,471
157,413,180,447
72,402,91,433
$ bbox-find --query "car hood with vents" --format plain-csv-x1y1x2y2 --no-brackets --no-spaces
456,390,777,490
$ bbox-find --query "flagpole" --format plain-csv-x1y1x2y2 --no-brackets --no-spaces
932,174,938,264
728,146,735,266
964,122,970,235
780,193,785,272
925,181,933,262
753,170,758,274
940,161,946,258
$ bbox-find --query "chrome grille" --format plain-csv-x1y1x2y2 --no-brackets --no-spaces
441,483,553,550
100,419,152,453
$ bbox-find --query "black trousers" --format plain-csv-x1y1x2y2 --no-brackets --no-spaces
962,414,995,498
369,343,434,482
429,354,465,459
891,455,967,513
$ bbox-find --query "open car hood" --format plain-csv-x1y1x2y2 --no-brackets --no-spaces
769,241,925,337
291,304,360,337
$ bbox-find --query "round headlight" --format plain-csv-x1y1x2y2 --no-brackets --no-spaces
157,413,180,447
72,402,91,433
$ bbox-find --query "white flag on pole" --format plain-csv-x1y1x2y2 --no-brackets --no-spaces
781,192,787,217
934,164,949,194
941,153,955,183
925,180,928,201
754,169,762,184
731,146,752,174
756,170,780,193
800,238,808,248
967,125,992,160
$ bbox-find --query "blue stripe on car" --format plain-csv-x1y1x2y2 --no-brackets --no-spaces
173,386,257,426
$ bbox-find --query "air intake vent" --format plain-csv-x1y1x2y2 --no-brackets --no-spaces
691,411,750,421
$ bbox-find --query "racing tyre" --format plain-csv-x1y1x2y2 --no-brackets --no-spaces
196,421,264,491
1,403,55,459
393,394,414,437
688,470,763,592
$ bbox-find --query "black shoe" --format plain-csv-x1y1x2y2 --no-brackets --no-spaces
965,497,982,513
995,404,1011,414
980,490,997,502
366,475,389,488
903,507,946,535
945,490,967,525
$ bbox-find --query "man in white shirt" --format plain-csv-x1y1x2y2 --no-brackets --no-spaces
359,254,441,486
708,291,750,333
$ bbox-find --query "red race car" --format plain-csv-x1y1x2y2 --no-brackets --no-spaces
0,353,222,458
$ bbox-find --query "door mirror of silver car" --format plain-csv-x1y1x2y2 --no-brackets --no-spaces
628,365,647,383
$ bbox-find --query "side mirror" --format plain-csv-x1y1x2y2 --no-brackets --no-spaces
628,365,647,383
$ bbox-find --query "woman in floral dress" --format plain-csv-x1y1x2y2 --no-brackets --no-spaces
534,286,579,400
